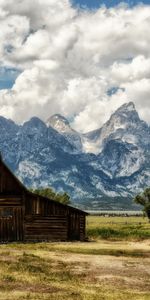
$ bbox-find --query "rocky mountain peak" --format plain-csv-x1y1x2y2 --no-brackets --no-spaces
116,101,135,113
23,117,46,128
83,101,149,154
22,117,47,137
46,114,71,133
47,114,83,153
110,101,139,124
0,116,18,130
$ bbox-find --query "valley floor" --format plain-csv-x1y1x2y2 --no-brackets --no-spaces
0,239,150,300
0,216,150,300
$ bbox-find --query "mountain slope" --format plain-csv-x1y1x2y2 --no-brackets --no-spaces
0,102,149,210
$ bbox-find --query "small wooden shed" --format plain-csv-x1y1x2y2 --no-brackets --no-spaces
0,156,87,243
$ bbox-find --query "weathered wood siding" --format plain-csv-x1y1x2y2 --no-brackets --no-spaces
79,215,86,241
0,196,22,206
24,215,68,241
25,195,67,216
68,212,86,241
25,195,68,241
0,160,25,242
0,206,24,242
0,158,87,242
24,194,86,241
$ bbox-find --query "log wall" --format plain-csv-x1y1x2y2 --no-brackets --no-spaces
25,194,86,241
0,158,87,243
0,194,86,242
79,215,86,241
0,206,24,242
24,215,68,241
25,195,67,216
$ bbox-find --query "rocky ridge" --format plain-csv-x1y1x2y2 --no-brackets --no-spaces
0,102,149,210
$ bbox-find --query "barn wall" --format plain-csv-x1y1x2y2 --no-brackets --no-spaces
24,194,86,241
25,194,67,216
79,215,86,241
0,159,25,243
0,159,87,243
0,196,22,206
0,204,24,242
24,215,68,241
68,212,86,241
24,194,68,241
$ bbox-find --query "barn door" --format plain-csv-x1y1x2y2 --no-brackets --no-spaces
0,216,13,242
0,207,24,243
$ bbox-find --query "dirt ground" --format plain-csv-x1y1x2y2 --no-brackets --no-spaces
47,250,150,293
32,239,150,294
0,240,150,300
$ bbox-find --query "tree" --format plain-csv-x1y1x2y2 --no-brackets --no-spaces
30,187,71,205
134,188,150,221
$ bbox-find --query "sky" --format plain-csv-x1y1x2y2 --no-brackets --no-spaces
0,0,150,132
74,0,150,8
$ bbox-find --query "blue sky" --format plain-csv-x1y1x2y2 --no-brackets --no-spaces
73,0,150,9
0,67,20,90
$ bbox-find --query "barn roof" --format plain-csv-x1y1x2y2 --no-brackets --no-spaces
0,155,88,215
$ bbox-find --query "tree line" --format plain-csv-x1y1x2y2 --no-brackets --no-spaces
30,187,71,205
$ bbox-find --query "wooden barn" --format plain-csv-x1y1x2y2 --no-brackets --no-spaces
0,156,87,243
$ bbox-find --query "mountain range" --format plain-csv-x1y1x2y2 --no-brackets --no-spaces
0,102,149,210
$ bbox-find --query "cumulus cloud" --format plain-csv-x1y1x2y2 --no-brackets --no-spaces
0,0,150,132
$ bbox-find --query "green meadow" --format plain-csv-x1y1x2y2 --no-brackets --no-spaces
87,215,150,240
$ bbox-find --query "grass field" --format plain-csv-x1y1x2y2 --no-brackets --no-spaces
87,216,150,240
0,216,149,300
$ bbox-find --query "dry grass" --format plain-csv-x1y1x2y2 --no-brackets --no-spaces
0,216,150,300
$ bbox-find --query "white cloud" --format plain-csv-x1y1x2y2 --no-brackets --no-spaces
0,1,150,131
110,56,150,84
